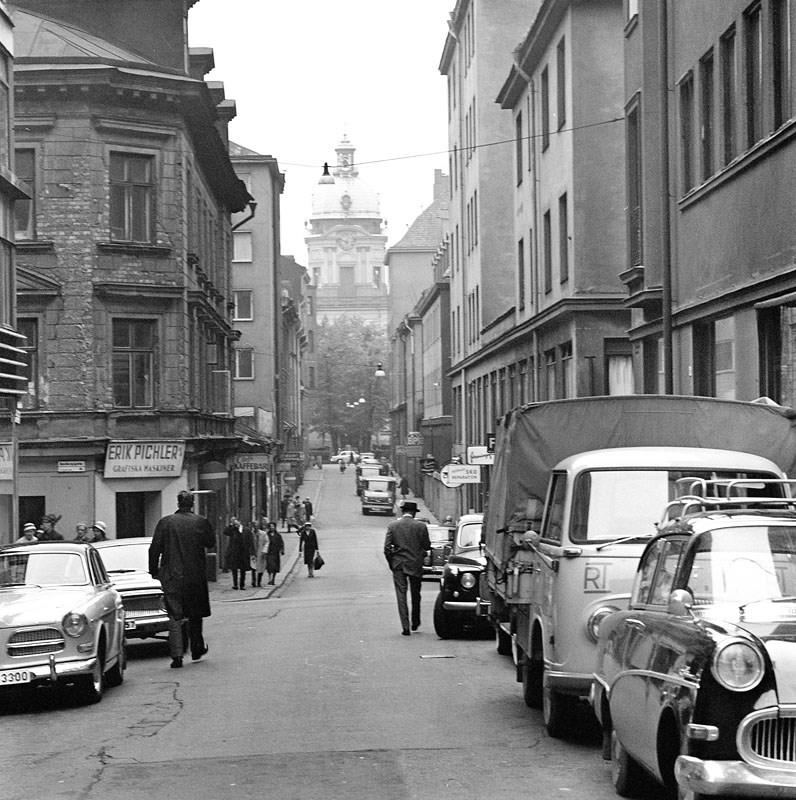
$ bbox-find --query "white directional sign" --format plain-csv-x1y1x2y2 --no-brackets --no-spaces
466,446,494,466
439,463,481,488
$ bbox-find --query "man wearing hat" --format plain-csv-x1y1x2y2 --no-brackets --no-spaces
16,523,38,543
149,490,216,669
38,514,64,541
384,500,431,636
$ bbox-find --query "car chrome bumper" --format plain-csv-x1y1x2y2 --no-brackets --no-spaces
2,653,99,685
543,668,592,695
124,615,170,639
442,599,478,612
676,755,796,797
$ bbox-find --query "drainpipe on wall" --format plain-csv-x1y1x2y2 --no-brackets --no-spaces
660,0,674,393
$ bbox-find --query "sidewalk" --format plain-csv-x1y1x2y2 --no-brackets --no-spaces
400,479,439,526
210,465,438,602
211,467,324,601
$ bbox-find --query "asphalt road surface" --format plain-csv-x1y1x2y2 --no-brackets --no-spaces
0,465,641,800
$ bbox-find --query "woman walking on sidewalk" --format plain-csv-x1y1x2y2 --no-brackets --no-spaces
299,522,319,577
251,522,269,587
264,522,285,585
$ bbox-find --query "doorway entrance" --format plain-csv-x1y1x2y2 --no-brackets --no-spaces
116,491,158,538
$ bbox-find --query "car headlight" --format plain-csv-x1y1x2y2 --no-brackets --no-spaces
62,612,88,638
460,572,477,590
586,605,620,643
712,640,765,691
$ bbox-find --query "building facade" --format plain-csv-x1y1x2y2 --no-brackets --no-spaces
436,0,630,512
623,0,796,405
440,0,538,511
279,254,311,492
229,141,284,523
11,1,249,542
305,135,388,328
386,170,450,490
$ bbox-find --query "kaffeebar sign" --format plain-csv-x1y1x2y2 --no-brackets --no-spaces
104,441,185,478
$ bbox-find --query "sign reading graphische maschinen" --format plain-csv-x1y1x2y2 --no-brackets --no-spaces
104,441,185,478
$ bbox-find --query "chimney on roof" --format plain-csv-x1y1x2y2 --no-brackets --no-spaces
433,169,450,201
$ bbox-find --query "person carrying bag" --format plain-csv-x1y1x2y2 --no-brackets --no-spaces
299,523,320,577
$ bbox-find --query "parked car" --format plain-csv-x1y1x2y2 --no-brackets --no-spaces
359,452,378,465
330,450,358,464
433,513,485,637
93,537,169,643
592,482,796,799
0,541,126,704
422,523,455,581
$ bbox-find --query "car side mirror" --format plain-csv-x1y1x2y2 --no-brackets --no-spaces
668,588,695,616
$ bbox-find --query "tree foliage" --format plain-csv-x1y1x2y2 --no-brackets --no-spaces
308,318,389,452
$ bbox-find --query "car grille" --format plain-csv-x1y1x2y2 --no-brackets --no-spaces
741,708,796,766
123,595,165,617
8,627,64,657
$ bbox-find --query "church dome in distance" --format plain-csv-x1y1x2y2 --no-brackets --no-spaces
310,134,381,220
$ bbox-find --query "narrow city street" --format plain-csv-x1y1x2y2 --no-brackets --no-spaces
0,465,631,800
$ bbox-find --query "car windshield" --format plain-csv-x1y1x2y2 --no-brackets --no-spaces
0,552,88,587
457,522,483,550
427,526,453,546
571,468,780,543
97,542,149,573
687,525,796,615
366,479,393,492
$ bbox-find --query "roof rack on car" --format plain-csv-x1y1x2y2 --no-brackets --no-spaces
659,478,796,527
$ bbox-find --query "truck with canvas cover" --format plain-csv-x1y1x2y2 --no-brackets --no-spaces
479,395,796,738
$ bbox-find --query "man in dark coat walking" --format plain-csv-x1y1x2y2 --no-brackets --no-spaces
149,490,216,669
384,500,431,636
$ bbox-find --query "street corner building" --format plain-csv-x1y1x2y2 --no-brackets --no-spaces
3,0,252,542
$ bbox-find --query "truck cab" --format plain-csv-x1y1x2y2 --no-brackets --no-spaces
500,446,785,738
360,475,397,515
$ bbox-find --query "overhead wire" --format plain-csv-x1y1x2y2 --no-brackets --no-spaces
276,114,626,170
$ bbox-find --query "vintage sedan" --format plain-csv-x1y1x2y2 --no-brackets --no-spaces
330,450,358,464
433,513,485,637
422,523,455,581
592,491,796,799
0,541,126,704
94,537,169,643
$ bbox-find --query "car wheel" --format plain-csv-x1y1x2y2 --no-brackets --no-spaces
496,624,512,656
611,729,647,797
433,592,459,638
521,643,543,708
105,640,126,688
361,508,368,515
542,668,575,738
520,662,542,708
76,647,104,705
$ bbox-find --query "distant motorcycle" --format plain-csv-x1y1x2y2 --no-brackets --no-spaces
339,460,346,473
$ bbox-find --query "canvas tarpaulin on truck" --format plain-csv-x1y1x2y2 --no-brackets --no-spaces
483,395,796,570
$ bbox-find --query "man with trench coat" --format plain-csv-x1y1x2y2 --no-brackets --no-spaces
149,490,216,668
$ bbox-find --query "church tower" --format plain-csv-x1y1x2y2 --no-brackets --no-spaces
305,135,388,327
